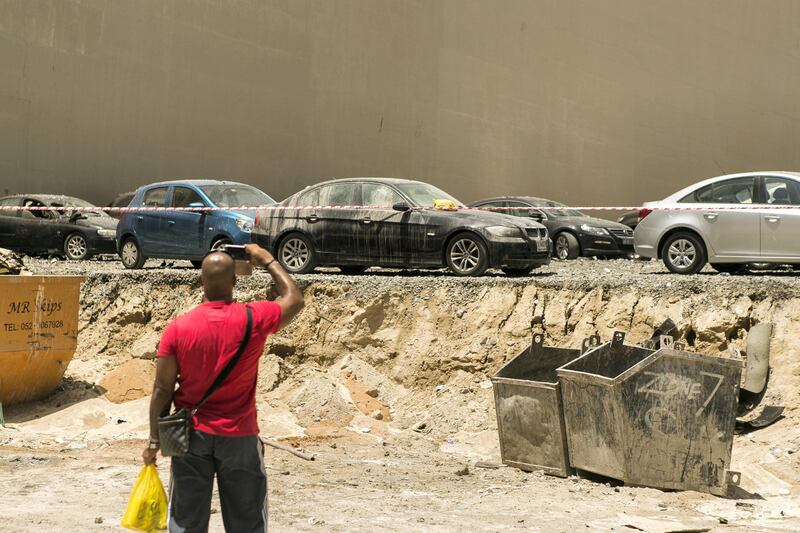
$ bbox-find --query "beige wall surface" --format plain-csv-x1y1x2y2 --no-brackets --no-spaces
1,0,800,207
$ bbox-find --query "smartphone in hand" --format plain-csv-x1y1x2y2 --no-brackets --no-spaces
219,245,252,275
220,244,248,260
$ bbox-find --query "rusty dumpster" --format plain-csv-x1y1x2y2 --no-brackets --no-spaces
492,333,599,476
0,275,83,405
557,332,743,495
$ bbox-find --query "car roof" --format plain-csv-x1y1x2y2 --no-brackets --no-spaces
289,177,441,200
298,177,430,189
2,194,90,203
137,179,251,189
471,196,560,205
661,171,800,202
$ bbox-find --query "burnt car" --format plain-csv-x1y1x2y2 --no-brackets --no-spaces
469,196,634,260
252,178,551,276
106,191,135,219
0,195,118,259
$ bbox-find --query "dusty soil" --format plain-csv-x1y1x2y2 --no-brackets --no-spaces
2,257,800,532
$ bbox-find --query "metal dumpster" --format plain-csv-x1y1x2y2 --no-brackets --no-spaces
557,332,743,495
0,275,83,405
492,333,599,476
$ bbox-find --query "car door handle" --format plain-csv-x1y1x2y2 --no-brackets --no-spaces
702,212,718,221
305,215,318,223
167,220,175,225
764,215,781,223
136,216,144,221
361,218,372,225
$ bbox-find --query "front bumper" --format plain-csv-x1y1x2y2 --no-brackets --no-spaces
487,237,552,268
579,234,634,257
89,236,118,255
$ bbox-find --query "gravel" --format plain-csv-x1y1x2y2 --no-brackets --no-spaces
22,255,800,301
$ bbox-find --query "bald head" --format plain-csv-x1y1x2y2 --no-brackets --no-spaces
201,252,236,301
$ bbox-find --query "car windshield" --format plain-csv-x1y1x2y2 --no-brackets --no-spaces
200,185,275,208
394,182,462,207
48,197,107,217
528,199,583,217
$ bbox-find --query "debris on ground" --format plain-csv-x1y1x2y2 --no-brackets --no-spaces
2,259,800,531
0,248,25,275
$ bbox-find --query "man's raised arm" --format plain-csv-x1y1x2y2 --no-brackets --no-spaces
245,243,304,329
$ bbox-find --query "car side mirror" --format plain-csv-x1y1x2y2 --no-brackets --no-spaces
69,211,85,222
188,202,205,209
528,211,544,221
392,202,411,212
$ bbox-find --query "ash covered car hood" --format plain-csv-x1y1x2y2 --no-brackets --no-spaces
550,216,630,231
420,207,547,229
72,215,118,230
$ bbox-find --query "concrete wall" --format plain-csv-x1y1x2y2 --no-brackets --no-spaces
1,0,800,207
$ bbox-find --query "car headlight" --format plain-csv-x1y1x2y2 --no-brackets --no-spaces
236,218,253,232
486,225,521,238
580,224,609,236
97,229,116,238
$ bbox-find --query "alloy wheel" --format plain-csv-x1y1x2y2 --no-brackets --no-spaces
66,234,88,259
121,241,139,266
556,235,570,260
667,238,696,269
281,238,310,271
449,238,481,274
211,238,231,251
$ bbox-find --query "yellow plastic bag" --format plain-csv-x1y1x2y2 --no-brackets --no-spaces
432,199,458,211
121,464,168,532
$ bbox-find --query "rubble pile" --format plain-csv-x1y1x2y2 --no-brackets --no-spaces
0,247,25,275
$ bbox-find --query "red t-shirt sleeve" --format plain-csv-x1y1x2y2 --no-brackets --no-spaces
247,301,282,335
157,322,179,357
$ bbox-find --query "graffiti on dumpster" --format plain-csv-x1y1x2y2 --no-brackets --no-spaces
636,371,724,417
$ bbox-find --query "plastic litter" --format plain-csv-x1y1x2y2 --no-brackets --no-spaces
121,464,168,532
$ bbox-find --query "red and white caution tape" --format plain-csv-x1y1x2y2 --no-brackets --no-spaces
2,205,800,213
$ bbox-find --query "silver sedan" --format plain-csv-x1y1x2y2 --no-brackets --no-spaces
634,171,800,274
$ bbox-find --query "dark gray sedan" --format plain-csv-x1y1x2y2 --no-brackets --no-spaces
252,178,551,276
470,196,634,260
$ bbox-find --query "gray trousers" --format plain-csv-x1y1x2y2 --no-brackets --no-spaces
168,431,268,533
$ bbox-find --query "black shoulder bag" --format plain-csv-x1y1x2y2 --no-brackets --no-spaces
158,306,253,457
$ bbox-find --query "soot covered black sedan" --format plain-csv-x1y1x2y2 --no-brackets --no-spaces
252,178,551,276
0,195,118,259
470,196,634,260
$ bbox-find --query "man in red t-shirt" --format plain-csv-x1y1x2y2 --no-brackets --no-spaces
143,244,304,532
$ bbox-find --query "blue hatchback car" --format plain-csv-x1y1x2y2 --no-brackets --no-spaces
116,179,275,268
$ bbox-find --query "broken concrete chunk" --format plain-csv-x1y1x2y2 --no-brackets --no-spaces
0,248,24,275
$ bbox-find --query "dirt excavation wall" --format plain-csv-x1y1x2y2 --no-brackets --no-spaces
68,269,800,486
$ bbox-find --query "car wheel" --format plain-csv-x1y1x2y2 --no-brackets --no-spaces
339,266,368,275
553,232,580,260
710,263,744,274
210,237,232,251
446,234,489,276
120,238,146,269
278,233,317,274
661,232,706,274
501,266,535,277
64,232,91,260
